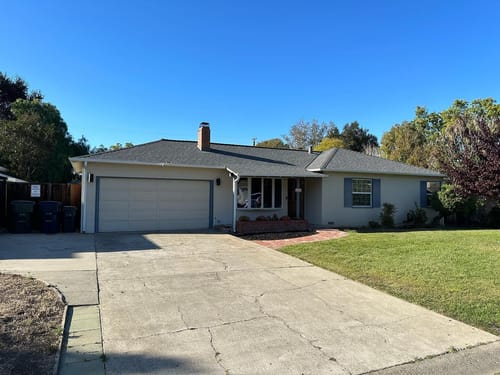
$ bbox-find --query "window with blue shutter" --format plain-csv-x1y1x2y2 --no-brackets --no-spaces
372,179,381,208
345,178,380,208
420,180,441,207
344,178,352,207
420,181,427,207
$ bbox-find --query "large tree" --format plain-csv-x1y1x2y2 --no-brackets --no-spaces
0,73,95,182
434,112,500,201
340,121,378,152
0,72,42,120
255,138,288,149
380,120,431,167
0,99,75,182
314,137,344,151
283,120,337,149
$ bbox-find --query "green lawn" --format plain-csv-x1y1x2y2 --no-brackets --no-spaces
280,229,500,335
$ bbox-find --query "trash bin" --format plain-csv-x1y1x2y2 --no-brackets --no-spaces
62,206,77,233
39,201,62,234
9,200,35,233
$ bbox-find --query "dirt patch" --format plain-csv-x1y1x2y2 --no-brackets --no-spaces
0,273,65,375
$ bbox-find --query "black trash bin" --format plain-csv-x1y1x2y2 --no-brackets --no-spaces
9,200,35,233
62,206,77,233
39,201,62,234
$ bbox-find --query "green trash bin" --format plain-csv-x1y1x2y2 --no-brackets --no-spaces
9,200,35,233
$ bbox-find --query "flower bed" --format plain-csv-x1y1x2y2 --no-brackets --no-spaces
236,218,310,234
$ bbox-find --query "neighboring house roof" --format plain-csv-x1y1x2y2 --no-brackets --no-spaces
70,140,322,178
0,172,28,183
70,139,443,178
307,148,444,177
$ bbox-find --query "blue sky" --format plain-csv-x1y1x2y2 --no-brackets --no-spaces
1,1,499,148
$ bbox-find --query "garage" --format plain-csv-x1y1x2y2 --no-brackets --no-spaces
97,177,212,232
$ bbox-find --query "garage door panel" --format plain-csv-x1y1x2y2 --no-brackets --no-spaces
100,219,130,232
158,208,208,220
129,191,157,201
99,201,129,220
129,200,157,215
98,178,210,232
128,220,159,231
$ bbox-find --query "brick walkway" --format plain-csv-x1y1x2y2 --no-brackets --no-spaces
252,229,348,249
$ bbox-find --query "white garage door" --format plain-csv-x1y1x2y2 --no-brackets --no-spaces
97,178,211,232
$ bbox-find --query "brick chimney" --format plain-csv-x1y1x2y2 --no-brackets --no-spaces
197,122,210,151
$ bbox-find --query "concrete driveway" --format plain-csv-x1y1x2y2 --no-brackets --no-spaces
94,233,498,375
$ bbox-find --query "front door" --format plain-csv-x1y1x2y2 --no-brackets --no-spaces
287,178,304,219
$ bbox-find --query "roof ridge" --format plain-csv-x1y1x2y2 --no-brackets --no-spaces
157,139,315,153
321,148,339,170
336,148,437,172
83,139,165,158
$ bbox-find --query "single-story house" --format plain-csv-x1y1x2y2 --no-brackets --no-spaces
69,123,444,233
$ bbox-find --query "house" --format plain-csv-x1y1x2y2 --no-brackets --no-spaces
69,123,444,233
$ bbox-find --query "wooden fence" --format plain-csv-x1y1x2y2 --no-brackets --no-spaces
0,181,81,230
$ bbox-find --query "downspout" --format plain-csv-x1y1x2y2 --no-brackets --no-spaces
81,161,87,233
231,172,240,232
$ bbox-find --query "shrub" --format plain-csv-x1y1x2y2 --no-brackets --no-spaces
368,220,381,229
238,215,250,222
406,203,428,226
380,203,396,228
279,216,291,221
255,215,268,221
488,206,500,228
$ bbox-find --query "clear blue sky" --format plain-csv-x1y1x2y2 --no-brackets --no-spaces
1,1,499,148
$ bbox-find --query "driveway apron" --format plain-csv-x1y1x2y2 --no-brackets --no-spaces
95,233,497,375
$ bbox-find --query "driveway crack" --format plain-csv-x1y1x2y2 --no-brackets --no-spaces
177,305,191,330
208,327,231,374
254,294,353,375
201,255,229,272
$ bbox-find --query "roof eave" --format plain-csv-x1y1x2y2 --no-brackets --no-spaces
320,168,445,178
68,157,227,173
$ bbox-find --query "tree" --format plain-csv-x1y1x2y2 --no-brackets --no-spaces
0,72,42,120
381,106,444,168
255,138,288,149
381,120,431,168
314,137,345,151
109,142,134,151
0,99,74,182
283,120,337,149
340,121,378,152
0,72,115,182
434,113,500,201
91,142,134,153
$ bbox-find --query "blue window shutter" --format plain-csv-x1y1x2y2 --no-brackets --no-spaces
372,179,381,208
420,181,428,207
344,178,352,207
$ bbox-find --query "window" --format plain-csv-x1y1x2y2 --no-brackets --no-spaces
237,178,282,209
420,180,442,207
352,178,372,207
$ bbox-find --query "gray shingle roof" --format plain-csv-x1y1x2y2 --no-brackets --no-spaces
307,148,444,177
71,140,322,177
70,140,444,178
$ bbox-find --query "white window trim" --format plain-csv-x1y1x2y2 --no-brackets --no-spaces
238,177,283,210
352,178,372,208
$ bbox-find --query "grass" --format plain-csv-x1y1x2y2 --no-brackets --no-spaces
279,229,500,336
